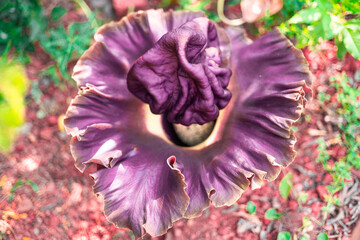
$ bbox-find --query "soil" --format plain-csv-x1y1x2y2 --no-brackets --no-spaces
1,2,360,240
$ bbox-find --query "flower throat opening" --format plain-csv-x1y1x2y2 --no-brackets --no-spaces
162,117,216,147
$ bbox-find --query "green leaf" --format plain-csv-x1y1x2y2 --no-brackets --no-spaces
341,0,360,14
0,60,28,152
346,21,360,31
299,234,310,240
246,201,257,214
59,53,71,79
317,232,329,240
329,15,344,36
10,180,24,193
265,208,284,220
157,0,172,7
315,0,332,11
321,14,335,40
228,0,239,6
0,92,5,104
288,8,322,24
343,27,360,59
29,18,46,42
51,6,67,21
277,232,292,240
335,35,347,59
30,81,43,104
302,217,314,232
26,180,39,193
279,173,293,199
7,194,14,202
298,191,308,204
311,19,327,42
42,66,60,85
7,179,39,202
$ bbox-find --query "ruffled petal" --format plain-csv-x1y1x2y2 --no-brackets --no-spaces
69,124,137,172
176,148,252,218
90,138,189,238
65,9,312,237
229,28,312,167
174,28,312,217
231,28,312,103
64,85,143,137
64,85,144,172
73,9,205,99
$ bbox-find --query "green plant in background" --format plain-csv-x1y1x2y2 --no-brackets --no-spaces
317,232,329,240
246,201,257,214
279,172,293,200
246,0,305,36
280,0,360,59
0,57,28,152
277,232,292,240
316,137,343,217
0,0,42,63
316,74,360,219
7,179,39,202
0,0,99,84
0,0,101,150
160,0,220,22
265,208,284,220
332,74,360,169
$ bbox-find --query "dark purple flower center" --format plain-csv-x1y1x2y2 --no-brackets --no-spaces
127,17,232,126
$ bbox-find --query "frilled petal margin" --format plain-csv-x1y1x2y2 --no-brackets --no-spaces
169,28,312,218
72,10,206,100
64,9,312,238
90,144,189,238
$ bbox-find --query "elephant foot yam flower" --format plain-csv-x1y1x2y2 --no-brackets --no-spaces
64,9,312,238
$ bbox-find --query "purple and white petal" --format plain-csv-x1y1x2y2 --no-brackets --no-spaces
73,9,207,99
91,139,189,238
64,9,312,238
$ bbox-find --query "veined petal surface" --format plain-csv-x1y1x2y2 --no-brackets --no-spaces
65,9,312,238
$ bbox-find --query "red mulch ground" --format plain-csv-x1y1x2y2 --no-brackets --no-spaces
1,3,360,240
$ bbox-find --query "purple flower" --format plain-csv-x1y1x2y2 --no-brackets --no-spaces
64,9,312,238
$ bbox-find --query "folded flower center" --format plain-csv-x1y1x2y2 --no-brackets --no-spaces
127,17,232,127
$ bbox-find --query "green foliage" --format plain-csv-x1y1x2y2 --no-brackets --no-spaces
8,179,39,202
265,208,284,220
0,0,100,150
160,0,219,22
318,74,360,187
297,191,308,205
39,20,95,80
258,0,306,32
279,173,293,199
299,234,310,240
317,232,329,240
277,232,292,240
246,201,256,214
51,6,67,22
316,74,359,218
0,58,28,152
317,92,331,103
279,0,360,59
0,0,98,84
301,217,314,232
1,0,39,63
332,74,360,170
